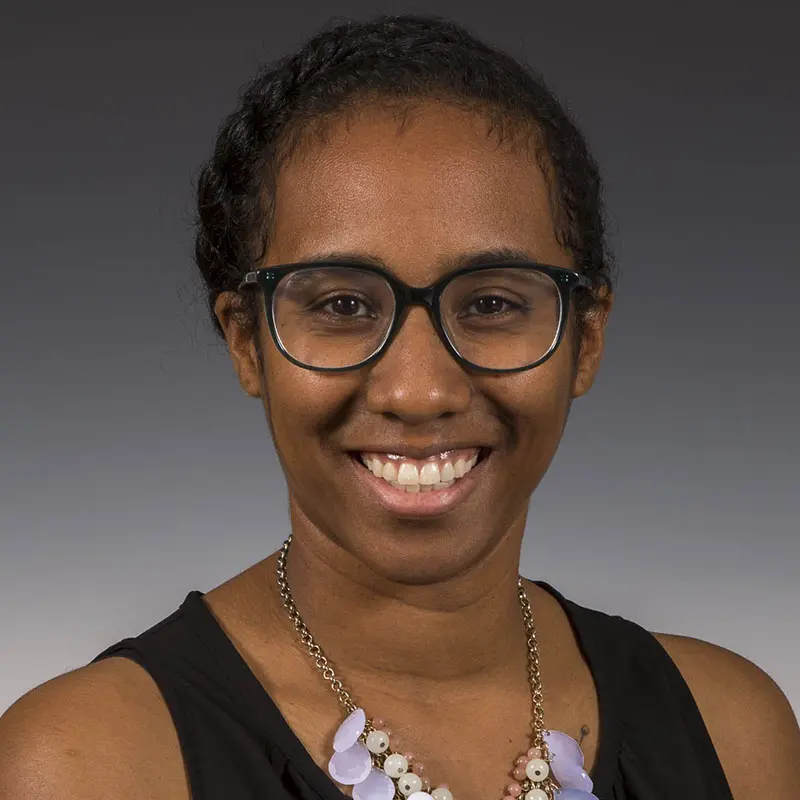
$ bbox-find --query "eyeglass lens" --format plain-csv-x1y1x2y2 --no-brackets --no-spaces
271,266,561,370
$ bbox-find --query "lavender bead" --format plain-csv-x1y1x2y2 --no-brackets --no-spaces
544,730,592,791
554,789,599,800
548,752,592,792
328,742,372,785
333,707,367,753
544,730,584,768
554,764,594,793
353,768,396,800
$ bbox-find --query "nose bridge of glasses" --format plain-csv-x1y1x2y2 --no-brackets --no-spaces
396,280,444,327
404,283,437,310
388,285,451,357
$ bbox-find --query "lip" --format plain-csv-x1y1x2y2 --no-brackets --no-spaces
347,449,490,519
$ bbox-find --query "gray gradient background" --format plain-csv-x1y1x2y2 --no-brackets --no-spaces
1,0,798,718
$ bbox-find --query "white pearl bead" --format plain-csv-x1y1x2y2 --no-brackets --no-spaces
525,758,550,782
398,773,423,796
383,753,409,779
431,788,453,800
366,730,390,754
525,790,548,800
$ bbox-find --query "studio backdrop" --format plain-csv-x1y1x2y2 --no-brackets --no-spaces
1,0,798,714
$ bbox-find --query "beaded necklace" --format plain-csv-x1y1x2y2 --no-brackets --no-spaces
277,536,599,800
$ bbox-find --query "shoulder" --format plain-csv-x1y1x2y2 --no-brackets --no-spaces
0,657,189,800
653,632,800,797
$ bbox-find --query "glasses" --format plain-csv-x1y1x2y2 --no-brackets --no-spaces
237,261,591,373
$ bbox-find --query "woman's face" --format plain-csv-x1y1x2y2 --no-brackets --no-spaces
218,101,609,584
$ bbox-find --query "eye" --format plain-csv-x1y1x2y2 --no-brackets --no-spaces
319,294,376,318
461,294,523,316
471,295,512,314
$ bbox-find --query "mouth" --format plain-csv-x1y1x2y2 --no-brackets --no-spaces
347,447,493,518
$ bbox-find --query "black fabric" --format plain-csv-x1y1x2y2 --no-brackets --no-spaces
91,582,734,799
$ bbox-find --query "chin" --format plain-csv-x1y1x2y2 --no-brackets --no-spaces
340,520,506,587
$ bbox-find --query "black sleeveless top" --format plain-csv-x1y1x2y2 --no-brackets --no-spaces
91,582,734,800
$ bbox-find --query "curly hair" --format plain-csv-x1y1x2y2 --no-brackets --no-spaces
193,13,614,343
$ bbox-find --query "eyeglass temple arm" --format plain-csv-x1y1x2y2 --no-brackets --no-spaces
238,271,265,292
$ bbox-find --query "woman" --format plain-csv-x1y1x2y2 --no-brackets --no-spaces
1,13,797,800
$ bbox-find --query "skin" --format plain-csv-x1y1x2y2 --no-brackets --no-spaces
1,100,798,800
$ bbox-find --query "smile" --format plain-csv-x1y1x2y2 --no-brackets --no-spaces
348,447,491,519
359,449,480,492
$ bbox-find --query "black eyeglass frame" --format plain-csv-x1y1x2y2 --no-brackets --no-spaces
237,261,592,374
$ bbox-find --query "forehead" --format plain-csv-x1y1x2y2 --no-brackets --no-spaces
267,101,568,276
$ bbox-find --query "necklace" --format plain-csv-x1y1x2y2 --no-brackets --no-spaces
277,536,598,800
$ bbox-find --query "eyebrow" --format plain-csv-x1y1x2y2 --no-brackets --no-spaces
296,247,538,274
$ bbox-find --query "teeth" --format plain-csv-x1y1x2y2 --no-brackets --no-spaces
397,463,419,485
359,450,482,492
419,462,440,485
382,462,397,481
389,479,457,493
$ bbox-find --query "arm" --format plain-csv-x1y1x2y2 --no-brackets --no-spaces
655,632,800,799
0,659,187,800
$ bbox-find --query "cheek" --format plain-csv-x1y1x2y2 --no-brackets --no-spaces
260,338,355,460
497,346,576,449
524,378,572,440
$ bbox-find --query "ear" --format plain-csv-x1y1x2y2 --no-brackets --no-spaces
572,288,613,398
214,291,263,398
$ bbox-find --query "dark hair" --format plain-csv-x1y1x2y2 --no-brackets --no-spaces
193,13,614,342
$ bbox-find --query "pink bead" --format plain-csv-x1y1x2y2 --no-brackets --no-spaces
515,756,528,765
513,767,527,781
384,728,393,738
506,783,522,797
373,718,386,729
403,752,415,763
413,762,426,775
527,747,542,759
391,736,402,750
502,796,516,800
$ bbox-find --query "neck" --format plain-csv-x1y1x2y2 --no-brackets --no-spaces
278,512,530,697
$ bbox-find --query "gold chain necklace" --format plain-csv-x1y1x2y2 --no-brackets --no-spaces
276,535,595,800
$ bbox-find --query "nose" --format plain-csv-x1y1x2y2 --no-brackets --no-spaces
364,306,472,423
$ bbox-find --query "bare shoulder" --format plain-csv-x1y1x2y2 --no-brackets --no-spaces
0,657,189,800
654,631,800,797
